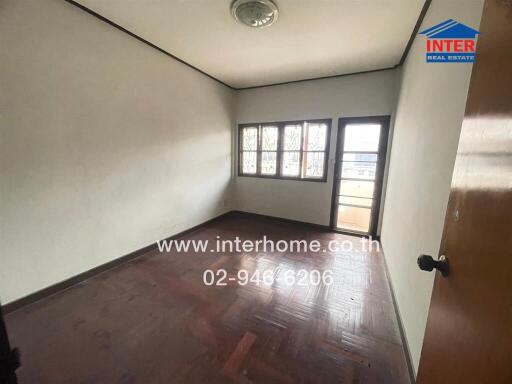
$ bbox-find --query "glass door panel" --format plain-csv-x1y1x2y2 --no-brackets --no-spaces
340,161,377,180
343,124,381,151
339,179,375,198
337,205,372,233
338,196,373,207
331,118,389,236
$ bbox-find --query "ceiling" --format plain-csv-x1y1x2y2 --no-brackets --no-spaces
76,0,426,89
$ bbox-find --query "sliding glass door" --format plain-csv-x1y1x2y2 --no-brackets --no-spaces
331,116,390,236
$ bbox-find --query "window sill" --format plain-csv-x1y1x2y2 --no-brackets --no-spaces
237,174,328,183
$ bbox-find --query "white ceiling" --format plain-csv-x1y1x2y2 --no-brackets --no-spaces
77,0,425,89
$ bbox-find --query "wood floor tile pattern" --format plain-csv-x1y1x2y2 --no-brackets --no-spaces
5,214,411,383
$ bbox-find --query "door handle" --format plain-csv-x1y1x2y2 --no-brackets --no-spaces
417,255,449,277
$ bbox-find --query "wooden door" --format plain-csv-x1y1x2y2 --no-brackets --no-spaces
417,1,512,383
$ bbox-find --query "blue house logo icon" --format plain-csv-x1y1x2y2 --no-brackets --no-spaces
419,19,480,63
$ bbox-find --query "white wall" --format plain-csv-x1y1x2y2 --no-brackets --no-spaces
0,0,234,304
380,0,484,374
234,70,398,225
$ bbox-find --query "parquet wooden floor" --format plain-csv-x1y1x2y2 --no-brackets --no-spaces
5,213,411,383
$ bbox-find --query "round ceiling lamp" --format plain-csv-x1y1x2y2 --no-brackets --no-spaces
231,0,279,29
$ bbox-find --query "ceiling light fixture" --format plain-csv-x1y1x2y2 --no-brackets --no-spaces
231,0,279,29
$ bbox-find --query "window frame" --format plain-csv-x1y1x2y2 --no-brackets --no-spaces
238,118,332,182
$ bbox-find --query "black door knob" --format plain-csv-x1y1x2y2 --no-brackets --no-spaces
417,255,449,277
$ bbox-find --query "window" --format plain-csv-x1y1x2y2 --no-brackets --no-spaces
238,119,331,181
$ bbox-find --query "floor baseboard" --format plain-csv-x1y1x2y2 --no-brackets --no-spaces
230,210,332,232
380,242,417,383
2,211,232,314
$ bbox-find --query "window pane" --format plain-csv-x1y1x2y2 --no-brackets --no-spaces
339,180,375,198
344,124,381,152
283,124,302,150
341,161,377,180
261,126,278,150
303,152,325,178
261,151,277,175
282,151,300,176
338,196,373,208
241,151,257,174
337,205,372,233
242,127,258,150
305,123,327,150
343,153,378,162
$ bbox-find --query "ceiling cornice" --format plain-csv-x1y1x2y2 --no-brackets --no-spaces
64,0,431,91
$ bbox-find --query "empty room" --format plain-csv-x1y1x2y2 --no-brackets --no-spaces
1,0,511,383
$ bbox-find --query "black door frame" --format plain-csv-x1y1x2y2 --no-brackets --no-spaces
0,304,19,384
329,116,390,238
